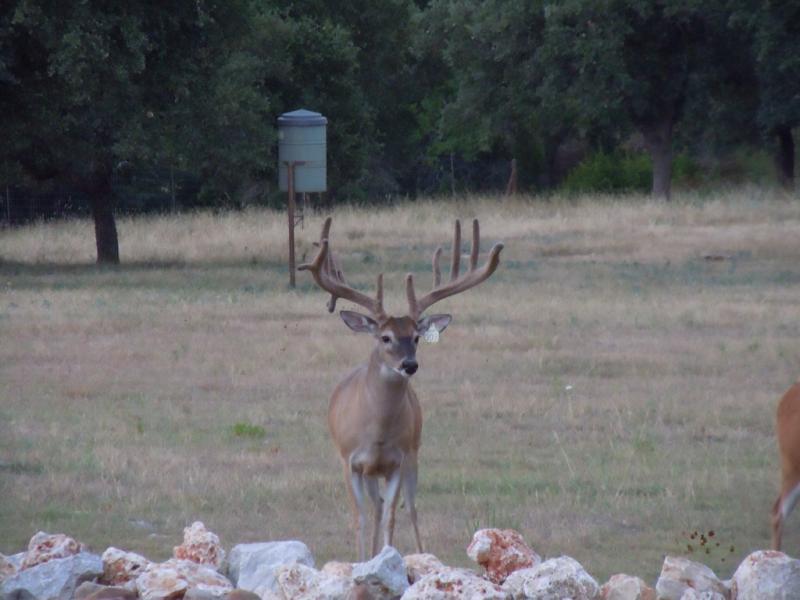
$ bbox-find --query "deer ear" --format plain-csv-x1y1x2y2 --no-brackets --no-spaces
340,310,378,334
417,314,452,335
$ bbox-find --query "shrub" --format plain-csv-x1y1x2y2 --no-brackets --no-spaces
562,151,652,194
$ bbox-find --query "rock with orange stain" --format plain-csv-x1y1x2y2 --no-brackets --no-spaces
0,554,17,583
100,547,151,589
731,550,800,599
599,573,656,600
404,553,446,584
20,532,84,570
678,589,726,600
173,522,226,569
467,529,540,584
502,556,598,600
321,561,355,578
273,562,356,600
135,559,233,600
401,568,507,599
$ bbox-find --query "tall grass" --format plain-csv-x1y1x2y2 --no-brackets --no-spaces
1,187,799,583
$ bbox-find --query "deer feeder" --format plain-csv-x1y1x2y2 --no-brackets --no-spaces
278,108,327,287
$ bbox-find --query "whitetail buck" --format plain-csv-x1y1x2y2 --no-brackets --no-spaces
772,381,800,550
299,217,503,560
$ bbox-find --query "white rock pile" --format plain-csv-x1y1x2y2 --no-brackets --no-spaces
1,524,798,599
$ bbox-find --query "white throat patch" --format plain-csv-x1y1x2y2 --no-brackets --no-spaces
381,363,409,380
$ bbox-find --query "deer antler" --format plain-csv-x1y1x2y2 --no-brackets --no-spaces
298,217,387,319
406,219,503,320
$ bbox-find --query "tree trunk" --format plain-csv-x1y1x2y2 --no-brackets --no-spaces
85,169,120,264
775,125,795,190
505,158,518,195
642,120,674,200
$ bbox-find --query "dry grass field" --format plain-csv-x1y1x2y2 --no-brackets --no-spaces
2,188,799,583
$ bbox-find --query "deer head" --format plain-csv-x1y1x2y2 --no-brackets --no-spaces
299,217,503,379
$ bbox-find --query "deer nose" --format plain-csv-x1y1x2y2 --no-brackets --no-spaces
402,359,418,375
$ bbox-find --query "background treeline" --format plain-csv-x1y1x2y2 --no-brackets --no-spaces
1,0,798,262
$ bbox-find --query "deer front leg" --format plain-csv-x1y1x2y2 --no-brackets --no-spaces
365,475,383,557
402,456,423,553
773,479,800,550
347,466,369,561
381,467,403,549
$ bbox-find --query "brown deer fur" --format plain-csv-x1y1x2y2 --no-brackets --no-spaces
299,217,503,560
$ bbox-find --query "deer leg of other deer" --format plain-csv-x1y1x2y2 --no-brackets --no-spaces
365,475,382,557
772,494,784,551
348,468,369,561
380,468,403,549
773,480,800,550
402,458,423,553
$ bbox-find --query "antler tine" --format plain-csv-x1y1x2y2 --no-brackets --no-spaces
320,216,333,241
323,219,341,312
406,218,503,320
298,218,386,319
432,247,443,288
406,273,418,319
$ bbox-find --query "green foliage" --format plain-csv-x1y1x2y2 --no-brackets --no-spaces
672,154,702,183
418,0,565,189
745,1,800,133
562,152,652,194
1,0,797,230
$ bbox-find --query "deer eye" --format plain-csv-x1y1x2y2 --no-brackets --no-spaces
381,336,392,343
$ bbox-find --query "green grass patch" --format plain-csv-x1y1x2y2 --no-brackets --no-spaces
230,422,267,440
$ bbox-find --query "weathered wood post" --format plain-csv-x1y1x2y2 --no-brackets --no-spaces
278,109,328,288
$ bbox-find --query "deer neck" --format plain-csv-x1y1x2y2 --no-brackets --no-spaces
365,348,410,412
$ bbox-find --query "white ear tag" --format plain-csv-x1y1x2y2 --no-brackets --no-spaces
423,323,440,344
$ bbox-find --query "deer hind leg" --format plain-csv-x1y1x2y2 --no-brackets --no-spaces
402,458,423,553
773,480,800,550
365,475,383,557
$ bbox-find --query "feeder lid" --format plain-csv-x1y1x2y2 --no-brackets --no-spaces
278,109,327,127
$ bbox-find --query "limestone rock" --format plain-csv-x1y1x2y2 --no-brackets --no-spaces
136,559,233,600
0,555,17,583
655,556,729,600
100,547,151,588
467,529,540,584
0,552,103,600
20,532,84,570
401,568,508,599
3,554,25,574
322,561,355,578
226,541,314,596
730,549,800,599
273,562,356,600
173,522,226,569
502,556,598,600
599,573,655,600
352,546,409,599
403,553,446,584
679,590,726,600
74,581,139,600
225,590,261,600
